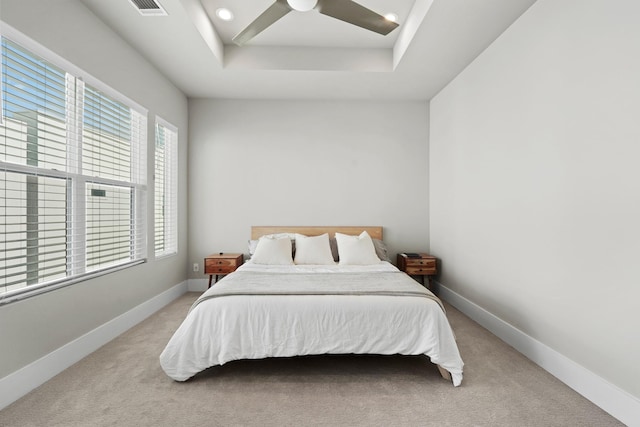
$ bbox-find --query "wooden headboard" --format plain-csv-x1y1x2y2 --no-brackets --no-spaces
251,226,383,240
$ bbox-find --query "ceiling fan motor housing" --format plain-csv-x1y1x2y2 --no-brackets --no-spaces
287,0,318,12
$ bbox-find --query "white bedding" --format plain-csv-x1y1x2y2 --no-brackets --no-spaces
159,261,464,385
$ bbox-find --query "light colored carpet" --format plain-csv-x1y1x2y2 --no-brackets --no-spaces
0,292,623,426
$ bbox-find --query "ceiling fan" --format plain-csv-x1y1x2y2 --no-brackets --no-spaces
232,0,399,46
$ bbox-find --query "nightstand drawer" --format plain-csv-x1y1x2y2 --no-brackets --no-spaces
205,258,237,271
205,264,236,274
404,258,436,269
405,265,437,275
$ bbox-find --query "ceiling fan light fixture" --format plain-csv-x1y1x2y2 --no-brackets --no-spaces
384,13,398,23
287,0,318,12
215,8,234,21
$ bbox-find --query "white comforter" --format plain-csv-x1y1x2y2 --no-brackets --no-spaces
159,262,464,386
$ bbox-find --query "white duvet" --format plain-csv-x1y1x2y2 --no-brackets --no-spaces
159,261,464,386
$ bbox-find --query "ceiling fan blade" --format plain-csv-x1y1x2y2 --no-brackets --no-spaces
315,0,398,35
232,0,293,46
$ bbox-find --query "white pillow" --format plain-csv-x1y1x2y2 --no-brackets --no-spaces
294,233,335,265
335,231,381,265
248,239,259,257
249,234,296,258
250,236,294,265
263,232,297,240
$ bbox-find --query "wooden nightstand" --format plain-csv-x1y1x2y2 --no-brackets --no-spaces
397,253,437,288
204,253,243,288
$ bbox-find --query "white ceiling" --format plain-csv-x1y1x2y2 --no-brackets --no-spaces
79,0,537,100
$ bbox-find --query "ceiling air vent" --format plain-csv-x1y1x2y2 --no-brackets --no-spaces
128,0,167,16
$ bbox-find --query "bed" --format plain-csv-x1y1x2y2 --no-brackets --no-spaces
160,226,464,386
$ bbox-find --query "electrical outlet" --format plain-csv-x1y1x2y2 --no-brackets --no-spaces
193,263,199,272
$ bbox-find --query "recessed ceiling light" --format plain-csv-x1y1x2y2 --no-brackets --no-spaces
384,13,398,23
216,8,234,21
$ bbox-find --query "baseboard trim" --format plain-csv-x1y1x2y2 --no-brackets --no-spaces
0,281,188,411
436,282,640,427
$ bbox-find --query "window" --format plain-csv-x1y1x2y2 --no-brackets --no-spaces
154,119,177,257
0,29,147,303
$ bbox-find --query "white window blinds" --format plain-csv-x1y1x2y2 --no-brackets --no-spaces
154,119,177,257
0,31,147,302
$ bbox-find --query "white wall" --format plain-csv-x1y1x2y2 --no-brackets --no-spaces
188,99,429,276
430,0,640,401
0,0,189,378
